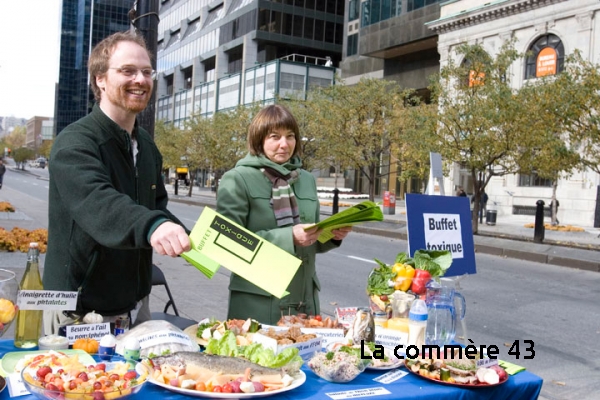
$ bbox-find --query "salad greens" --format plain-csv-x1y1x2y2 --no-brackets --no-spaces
409,250,452,278
368,250,452,296
205,331,303,369
367,259,396,296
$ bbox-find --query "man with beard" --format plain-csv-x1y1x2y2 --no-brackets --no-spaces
43,31,190,335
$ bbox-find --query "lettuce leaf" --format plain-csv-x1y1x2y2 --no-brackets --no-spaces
412,250,452,278
205,331,303,369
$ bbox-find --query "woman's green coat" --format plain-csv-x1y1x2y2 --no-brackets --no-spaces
216,154,340,324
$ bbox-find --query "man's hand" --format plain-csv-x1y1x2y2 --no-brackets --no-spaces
150,221,191,257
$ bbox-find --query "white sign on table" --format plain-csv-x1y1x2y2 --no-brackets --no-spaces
326,387,391,399
16,290,78,311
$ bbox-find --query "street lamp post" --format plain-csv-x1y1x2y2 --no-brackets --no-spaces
132,0,159,138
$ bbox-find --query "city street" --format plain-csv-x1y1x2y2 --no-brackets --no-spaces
0,166,599,399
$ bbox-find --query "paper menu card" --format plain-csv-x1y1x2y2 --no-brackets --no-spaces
306,201,384,243
181,207,302,298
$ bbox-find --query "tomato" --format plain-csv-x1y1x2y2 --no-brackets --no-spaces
379,295,388,302
212,385,223,392
314,315,322,322
45,383,60,392
123,371,138,381
195,382,206,391
36,366,52,379
92,392,106,400
222,383,233,393
94,363,106,371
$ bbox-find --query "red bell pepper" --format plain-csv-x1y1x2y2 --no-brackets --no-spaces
411,269,432,295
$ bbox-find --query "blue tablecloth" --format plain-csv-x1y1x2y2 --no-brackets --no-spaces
0,339,542,399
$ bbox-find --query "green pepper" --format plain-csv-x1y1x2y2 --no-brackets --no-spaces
440,368,451,382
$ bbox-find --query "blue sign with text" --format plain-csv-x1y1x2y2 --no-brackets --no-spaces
405,193,476,276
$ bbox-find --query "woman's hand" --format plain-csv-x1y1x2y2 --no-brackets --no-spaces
293,224,322,247
332,226,352,241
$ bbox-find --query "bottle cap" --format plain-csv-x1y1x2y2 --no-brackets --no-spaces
409,299,428,321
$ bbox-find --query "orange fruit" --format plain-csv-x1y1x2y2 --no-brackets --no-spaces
0,298,16,324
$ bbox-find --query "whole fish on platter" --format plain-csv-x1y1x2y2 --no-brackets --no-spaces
146,351,304,395
150,351,284,377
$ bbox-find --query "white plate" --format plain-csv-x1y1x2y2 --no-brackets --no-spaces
149,370,306,398
366,347,404,371
367,360,404,371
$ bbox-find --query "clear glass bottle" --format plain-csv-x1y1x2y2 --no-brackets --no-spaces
14,242,44,348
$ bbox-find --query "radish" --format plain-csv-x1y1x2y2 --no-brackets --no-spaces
483,369,500,385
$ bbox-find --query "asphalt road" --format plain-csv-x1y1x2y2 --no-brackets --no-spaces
1,167,599,399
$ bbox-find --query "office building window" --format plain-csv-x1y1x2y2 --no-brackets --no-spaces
228,47,243,74
347,33,358,56
304,17,314,40
518,172,553,187
204,58,215,81
183,67,193,89
349,0,360,21
166,75,174,95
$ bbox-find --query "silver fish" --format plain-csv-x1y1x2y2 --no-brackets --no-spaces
150,351,284,377
351,308,375,344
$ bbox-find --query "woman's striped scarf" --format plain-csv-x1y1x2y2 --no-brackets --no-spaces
262,167,300,226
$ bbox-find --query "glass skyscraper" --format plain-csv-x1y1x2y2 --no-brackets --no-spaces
54,0,134,136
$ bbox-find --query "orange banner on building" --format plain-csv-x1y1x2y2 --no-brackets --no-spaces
469,70,485,87
536,47,557,77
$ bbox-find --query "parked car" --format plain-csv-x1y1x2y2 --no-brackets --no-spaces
31,158,47,168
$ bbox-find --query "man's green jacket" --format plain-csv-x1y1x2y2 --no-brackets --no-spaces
44,105,181,316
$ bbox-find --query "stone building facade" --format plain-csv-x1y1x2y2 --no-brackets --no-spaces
428,0,600,226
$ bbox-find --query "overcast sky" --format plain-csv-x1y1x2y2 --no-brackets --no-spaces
0,0,61,119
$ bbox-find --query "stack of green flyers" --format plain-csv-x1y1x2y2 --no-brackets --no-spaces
307,201,384,243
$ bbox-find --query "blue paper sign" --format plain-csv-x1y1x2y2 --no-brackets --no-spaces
405,193,476,276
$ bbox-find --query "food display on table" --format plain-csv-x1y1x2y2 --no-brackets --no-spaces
405,348,509,387
204,331,303,372
186,318,262,346
328,342,403,370
146,351,303,396
20,351,149,400
367,250,452,330
277,314,343,329
257,327,318,346
307,343,371,383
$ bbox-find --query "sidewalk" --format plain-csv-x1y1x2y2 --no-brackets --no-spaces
165,184,600,273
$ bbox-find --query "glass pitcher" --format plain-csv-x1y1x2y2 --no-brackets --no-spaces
425,281,466,347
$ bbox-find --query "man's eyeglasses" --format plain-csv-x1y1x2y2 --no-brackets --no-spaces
108,67,156,80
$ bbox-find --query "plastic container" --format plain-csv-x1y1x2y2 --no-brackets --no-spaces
373,311,388,328
407,299,428,348
38,335,69,351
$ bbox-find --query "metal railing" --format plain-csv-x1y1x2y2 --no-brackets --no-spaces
280,54,332,66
